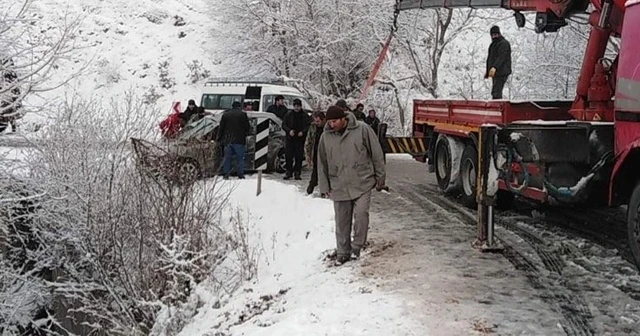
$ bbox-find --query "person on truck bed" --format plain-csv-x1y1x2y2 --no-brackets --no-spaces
282,98,311,180
317,106,386,266
305,110,326,196
485,26,512,100
267,95,288,120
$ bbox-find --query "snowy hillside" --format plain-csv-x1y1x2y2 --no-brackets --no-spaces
22,0,224,126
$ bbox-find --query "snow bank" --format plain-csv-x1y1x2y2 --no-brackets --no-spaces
177,179,421,335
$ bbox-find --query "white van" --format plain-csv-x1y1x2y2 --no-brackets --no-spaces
199,79,313,114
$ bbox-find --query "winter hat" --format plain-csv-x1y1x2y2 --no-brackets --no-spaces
293,98,302,106
326,106,346,120
490,26,500,35
232,101,241,108
336,99,348,109
188,99,196,105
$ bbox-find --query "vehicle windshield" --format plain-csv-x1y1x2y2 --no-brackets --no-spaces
262,95,312,111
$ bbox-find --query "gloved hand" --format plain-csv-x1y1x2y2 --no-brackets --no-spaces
488,67,496,78
375,178,386,191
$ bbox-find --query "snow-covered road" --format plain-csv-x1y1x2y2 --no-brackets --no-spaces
275,154,640,336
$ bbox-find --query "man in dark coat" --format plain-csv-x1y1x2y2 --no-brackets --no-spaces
217,101,251,179
336,99,351,113
267,95,288,120
353,103,366,121
364,109,380,135
282,98,310,180
485,26,512,99
181,99,199,125
305,110,326,195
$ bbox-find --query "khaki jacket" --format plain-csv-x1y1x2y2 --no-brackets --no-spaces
318,112,386,201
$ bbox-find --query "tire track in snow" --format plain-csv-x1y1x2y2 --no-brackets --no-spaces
403,184,595,336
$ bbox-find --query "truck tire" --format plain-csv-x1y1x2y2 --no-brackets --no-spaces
459,145,478,209
627,180,640,270
434,135,462,194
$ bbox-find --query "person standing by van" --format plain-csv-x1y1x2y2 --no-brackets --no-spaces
282,99,310,180
267,95,288,120
218,101,251,179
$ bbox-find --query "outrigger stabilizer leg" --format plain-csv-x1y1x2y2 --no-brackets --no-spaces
473,124,504,252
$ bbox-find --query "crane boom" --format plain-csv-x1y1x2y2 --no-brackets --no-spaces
397,0,591,32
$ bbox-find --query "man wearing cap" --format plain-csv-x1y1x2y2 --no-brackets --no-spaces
267,95,289,120
485,25,512,99
282,98,311,180
217,101,251,179
317,106,386,266
181,99,199,126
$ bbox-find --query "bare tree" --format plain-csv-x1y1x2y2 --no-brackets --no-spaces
0,0,81,124
399,8,480,98
215,0,391,99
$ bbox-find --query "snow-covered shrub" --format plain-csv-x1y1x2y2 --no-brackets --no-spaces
158,60,176,89
0,92,256,335
186,60,211,84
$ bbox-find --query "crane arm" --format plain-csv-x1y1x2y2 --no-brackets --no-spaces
397,0,591,33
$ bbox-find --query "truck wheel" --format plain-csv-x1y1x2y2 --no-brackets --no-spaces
459,145,478,209
627,181,640,269
434,135,462,193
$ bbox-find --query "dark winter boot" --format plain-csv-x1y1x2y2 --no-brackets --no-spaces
294,172,301,180
350,249,361,260
283,172,292,180
334,255,350,266
223,175,230,180
306,184,314,195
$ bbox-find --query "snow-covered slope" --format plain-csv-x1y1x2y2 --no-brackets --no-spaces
24,0,225,125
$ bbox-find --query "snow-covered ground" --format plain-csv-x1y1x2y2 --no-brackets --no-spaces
175,179,424,335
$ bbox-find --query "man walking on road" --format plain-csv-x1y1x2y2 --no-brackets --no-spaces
318,106,386,266
217,101,250,179
485,25,512,99
282,99,310,180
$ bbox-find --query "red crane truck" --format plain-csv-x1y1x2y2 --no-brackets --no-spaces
391,0,640,265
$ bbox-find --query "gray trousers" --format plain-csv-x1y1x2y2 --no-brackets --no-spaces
333,190,372,257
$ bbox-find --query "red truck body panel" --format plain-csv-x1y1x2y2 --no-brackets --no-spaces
413,100,574,129
614,0,640,156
